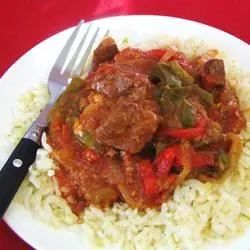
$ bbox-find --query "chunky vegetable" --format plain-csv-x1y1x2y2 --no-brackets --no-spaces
77,131,95,148
168,60,194,85
170,51,193,73
137,160,160,196
159,85,213,109
181,99,197,127
155,146,178,177
147,49,166,59
162,119,207,139
150,60,194,87
150,62,182,87
47,37,246,213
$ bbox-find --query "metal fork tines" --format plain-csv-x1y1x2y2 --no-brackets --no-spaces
49,21,103,84
37,21,109,127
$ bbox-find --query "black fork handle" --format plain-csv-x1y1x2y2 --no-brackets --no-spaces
0,122,45,218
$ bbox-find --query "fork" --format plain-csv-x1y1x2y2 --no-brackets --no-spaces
0,20,104,218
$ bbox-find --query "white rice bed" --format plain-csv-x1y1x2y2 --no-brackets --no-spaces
3,40,250,250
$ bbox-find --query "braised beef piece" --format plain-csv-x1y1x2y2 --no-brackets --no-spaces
90,64,151,98
92,37,119,70
95,97,160,154
85,47,161,154
201,59,225,90
76,90,160,156
114,48,160,74
209,87,246,133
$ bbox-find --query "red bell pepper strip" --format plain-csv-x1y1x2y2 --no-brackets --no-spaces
137,160,160,196
147,49,166,59
163,119,207,139
154,142,214,175
154,146,179,177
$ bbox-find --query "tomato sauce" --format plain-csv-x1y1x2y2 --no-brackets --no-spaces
47,37,245,214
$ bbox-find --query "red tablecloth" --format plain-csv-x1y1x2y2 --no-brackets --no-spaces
0,0,250,249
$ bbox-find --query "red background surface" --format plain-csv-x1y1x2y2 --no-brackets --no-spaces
0,0,249,249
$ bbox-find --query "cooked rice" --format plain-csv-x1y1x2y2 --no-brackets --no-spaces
1,38,250,250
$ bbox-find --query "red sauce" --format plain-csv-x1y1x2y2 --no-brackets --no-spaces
47,38,246,214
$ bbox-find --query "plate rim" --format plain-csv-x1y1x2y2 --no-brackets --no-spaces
1,14,249,79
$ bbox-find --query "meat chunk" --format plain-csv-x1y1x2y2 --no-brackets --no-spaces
114,48,160,74
77,100,112,135
209,87,246,133
92,37,119,69
90,64,152,98
201,59,225,90
95,97,160,153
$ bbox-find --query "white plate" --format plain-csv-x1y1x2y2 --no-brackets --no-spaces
0,15,250,250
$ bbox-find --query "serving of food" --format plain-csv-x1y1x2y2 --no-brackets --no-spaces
1,16,250,250
47,36,245,214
